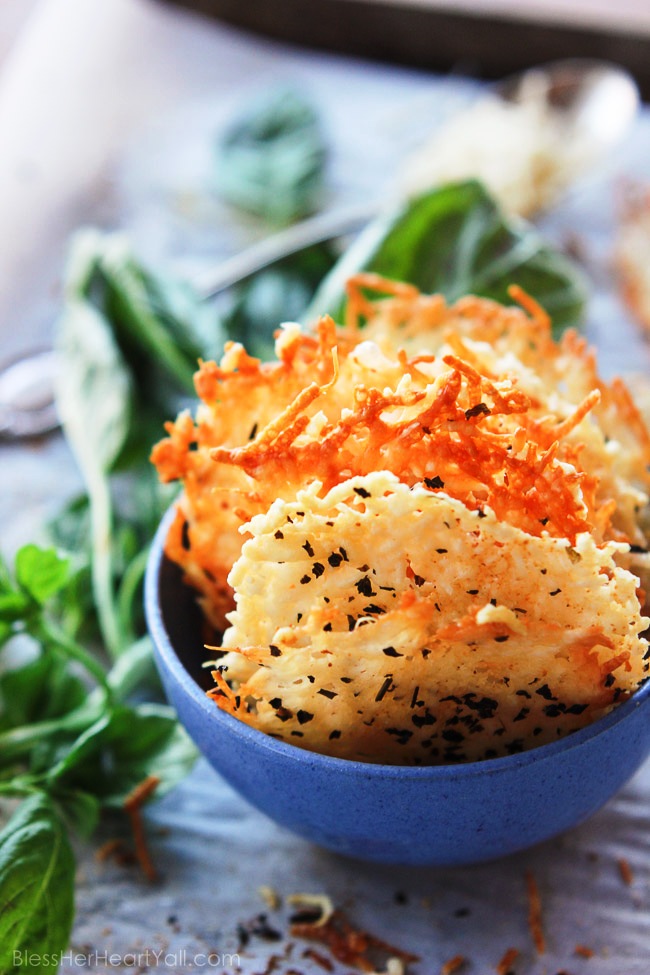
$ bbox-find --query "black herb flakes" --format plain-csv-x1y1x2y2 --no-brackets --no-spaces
250,914,282,942
312,561,325,578
462,694,498,719
566,703,588,715
353,486,371,498
297,709,314,724
442,729,464,743
375,676,393,702
412,709,436,728
300,574,311,584
543,704,565,718
302,540,315,557
382,646,403,657
424,475,444,489
385,727,413,745
355,576,374,596
465,402,490,419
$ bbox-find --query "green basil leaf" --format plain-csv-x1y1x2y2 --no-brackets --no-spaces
97,703,198,807
45,713,113,784
65,231,223,406
54,789,100,840
0,660,48,732
309,180,588,334
215,87,326,225
223,241,339,360
107,636,159,702
0,591,30,623
0,653,86,734
0,696,108,772
15,545,70,606
0,794,75,973
56,298,133,479
0,620,11,649
48,703,197,807
98,241,203,395
55,290,133,658
46,494,90,554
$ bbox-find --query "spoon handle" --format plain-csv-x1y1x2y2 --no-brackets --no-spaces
192,202,375,300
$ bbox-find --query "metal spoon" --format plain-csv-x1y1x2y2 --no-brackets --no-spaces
0,59,639,440
0,349,60,440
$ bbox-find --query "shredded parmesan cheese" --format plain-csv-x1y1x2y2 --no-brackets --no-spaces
440,955,466,975
496,947,520,975
526,870,546,955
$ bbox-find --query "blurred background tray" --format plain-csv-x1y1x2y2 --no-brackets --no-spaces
165,0,650,99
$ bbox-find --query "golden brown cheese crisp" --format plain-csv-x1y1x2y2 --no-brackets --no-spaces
151,276,650,764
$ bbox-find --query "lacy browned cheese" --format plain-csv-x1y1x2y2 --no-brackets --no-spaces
152,275,650,764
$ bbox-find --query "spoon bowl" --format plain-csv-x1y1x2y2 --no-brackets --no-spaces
497,58,640,155
400,58,640,217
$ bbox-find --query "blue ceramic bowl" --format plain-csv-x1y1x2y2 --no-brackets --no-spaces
145,504,650,866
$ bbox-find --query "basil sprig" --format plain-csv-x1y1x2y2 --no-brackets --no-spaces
0,545,197,969
310,180,588,334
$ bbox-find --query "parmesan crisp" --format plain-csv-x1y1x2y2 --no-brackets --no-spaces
152,276,650,764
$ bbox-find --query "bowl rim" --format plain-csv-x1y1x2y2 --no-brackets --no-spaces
146,502,650,782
